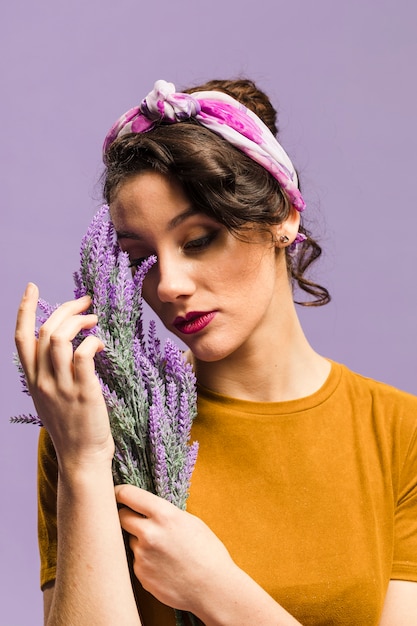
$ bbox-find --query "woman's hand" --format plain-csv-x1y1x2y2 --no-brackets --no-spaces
115,484,237,614
15,283,114,468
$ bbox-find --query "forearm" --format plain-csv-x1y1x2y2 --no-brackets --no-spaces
47,461,141,626
14,288,141,624
191,564,302,626
116,486,302,626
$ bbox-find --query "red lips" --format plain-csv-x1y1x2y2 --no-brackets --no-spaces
173,311,217,335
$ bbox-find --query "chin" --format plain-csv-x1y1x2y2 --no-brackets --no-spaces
186,339,237,363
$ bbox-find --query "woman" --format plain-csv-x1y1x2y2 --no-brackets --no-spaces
15,79,417,625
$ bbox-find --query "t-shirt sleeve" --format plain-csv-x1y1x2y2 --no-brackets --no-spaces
392,421,417,582
38,427,58,589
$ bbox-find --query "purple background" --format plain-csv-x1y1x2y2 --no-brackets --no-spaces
1,0,416,623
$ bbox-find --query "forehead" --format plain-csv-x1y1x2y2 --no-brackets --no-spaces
112,170,188,209
109,171,223,245
110,171,191,228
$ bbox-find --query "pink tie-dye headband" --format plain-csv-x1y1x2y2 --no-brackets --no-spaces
103,80,306,212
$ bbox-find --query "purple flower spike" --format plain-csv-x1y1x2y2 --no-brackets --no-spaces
13,205,198,518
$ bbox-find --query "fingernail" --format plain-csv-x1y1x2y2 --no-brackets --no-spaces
24,283,36,297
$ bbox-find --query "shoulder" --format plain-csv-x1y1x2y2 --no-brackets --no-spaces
336,362,417,444
338,362,417,408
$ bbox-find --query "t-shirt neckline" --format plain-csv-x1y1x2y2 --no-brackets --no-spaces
196,360,343,416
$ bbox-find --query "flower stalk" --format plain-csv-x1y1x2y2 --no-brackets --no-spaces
12,205,199,625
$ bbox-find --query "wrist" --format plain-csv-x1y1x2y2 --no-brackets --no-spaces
191,564,300,626
188,561,245,624
57,451,114,485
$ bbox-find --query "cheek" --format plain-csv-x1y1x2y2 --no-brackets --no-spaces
222,249,276,287
140,279,160,311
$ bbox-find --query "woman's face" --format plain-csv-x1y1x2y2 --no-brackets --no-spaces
110,170,293,363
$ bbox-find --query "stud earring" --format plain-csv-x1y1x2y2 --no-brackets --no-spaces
279,235,290,244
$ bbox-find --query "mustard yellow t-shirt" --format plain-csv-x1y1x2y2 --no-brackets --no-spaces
38,362,417,625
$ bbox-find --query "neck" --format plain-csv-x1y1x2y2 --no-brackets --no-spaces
188,302,330,403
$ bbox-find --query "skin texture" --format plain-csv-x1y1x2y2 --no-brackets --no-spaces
111,172,289,366
16,170,417,625
16,287,141,626
115,485,302,626
111,171,330,402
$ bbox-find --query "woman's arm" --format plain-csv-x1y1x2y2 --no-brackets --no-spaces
48,456,140,625
116,485,417,626
43,583,54,626
16,284,141,626
116,485,302,626
379,581,417,626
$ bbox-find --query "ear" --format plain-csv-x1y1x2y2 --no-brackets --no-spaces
274,207,301,248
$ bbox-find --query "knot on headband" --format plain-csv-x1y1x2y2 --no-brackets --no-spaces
103,80,306,212
140,80,201,122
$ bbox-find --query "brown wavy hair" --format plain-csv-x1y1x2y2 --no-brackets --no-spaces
103,78,330,306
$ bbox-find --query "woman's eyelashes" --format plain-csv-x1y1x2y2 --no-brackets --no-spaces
128,231,219,268
183,231,218,252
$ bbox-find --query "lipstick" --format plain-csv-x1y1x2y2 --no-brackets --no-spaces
173,311,217,335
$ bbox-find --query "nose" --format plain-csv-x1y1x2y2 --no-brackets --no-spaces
156,255,196,303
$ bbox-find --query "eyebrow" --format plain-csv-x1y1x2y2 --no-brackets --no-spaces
116,207,199,240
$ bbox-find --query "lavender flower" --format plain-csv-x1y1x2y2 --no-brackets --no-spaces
12,205,200,626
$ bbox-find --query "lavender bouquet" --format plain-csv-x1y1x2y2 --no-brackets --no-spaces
13,205,199,625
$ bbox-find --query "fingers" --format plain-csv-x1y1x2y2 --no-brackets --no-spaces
15,283,40,381
38,294,93,346
44,313,100,388
115,485,169,519
118,507,145,538
73,335,105,386
16,283,101,389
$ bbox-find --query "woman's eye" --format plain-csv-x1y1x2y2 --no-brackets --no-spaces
184,233,217,252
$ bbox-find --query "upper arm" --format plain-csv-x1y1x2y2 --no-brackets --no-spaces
43,581,55,626
379,580,417,626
